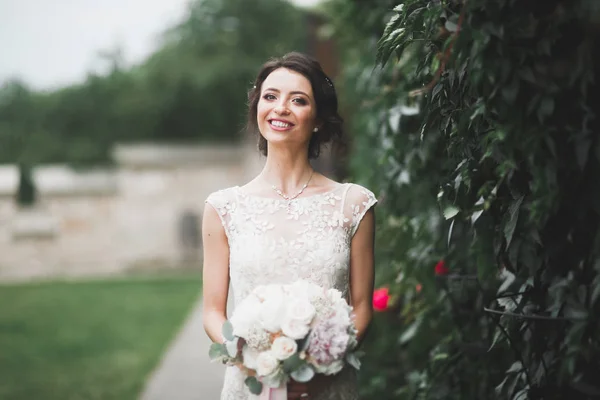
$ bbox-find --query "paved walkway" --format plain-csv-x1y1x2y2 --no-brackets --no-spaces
139,298,226,400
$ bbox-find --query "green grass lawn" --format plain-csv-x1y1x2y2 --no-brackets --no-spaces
0,273,202,400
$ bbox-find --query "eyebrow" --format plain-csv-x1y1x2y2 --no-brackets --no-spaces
263,87,310,97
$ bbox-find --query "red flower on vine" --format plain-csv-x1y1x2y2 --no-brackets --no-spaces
373,287,390,311
435,260,449,276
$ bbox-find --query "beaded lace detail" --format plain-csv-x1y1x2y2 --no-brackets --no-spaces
205,183,377,400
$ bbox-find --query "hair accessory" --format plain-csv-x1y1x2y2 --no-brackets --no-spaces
324,77,334,87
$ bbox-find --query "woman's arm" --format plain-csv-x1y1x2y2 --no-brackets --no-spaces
349,207,376,343
202,203,231,344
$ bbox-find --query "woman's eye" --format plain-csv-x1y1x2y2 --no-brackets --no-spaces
263,94,276,101
292,98,307,105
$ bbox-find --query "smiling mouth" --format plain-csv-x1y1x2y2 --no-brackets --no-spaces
269,120,294,129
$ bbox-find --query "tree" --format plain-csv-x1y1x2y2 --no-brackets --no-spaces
330,0,600,398
0,0,309,204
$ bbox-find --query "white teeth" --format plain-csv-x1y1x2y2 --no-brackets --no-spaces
271,120,291,128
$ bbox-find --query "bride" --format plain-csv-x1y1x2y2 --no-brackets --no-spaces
202,52,377,400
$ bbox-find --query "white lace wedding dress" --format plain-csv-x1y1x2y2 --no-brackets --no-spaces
205,182,377,400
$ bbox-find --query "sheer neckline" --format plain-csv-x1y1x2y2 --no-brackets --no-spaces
234,182,347,202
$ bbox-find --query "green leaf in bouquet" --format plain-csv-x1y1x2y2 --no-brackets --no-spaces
209,343,228,361
290,364,315,383
225,337,239,358
262,370,285,388
346,352,361,370
282,353,304,373
245,376,263,395
222,320,235,341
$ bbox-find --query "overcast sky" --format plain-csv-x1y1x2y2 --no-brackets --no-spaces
0,0,322,91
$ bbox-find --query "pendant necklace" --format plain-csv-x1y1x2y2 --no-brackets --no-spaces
271,170,314,212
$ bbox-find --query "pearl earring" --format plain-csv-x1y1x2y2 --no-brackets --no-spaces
313,127,319,132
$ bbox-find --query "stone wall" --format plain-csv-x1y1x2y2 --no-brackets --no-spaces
0,143,263,281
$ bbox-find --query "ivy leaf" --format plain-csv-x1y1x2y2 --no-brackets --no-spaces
445,20,458,32
504,196,524,248
506,360,523,374
591,281,600,306
495,375,509,395
471,209,484,224
498,267,516,293
443,206,459,219
245,376,263,395
575,137,592,170
564,304,588,320
518,67,536,83
399,319,421,344
514,388,529,400
447,219,455,247
488,328,505,351
501,79,519,103
537,97,554,122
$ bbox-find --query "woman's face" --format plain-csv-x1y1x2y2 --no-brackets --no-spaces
256,68,318,152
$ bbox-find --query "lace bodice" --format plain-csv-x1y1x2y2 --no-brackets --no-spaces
205,182,377,400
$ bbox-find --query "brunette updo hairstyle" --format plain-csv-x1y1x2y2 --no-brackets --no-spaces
246,52,344,159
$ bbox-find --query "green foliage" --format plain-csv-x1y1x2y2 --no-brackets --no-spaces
0,0,307,168
331,0,600,398
0,0,307,206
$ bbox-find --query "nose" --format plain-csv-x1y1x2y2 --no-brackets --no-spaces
273,102,290,115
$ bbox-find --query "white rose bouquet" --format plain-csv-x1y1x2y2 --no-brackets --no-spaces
209,280,361,396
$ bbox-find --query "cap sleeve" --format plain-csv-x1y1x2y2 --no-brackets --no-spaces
204,188,236,240
343,184,378,237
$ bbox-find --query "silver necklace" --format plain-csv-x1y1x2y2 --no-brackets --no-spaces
271,170,314,211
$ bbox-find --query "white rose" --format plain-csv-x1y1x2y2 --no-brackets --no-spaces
260,298,286,333
287,280,324,301
230,295,261,338
271,336,298,360
281,317,310,340
256,351,279,376
286,298,316,325
263,284,285,300
252,285,269,301
242,345,260,370
286,280,310,297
